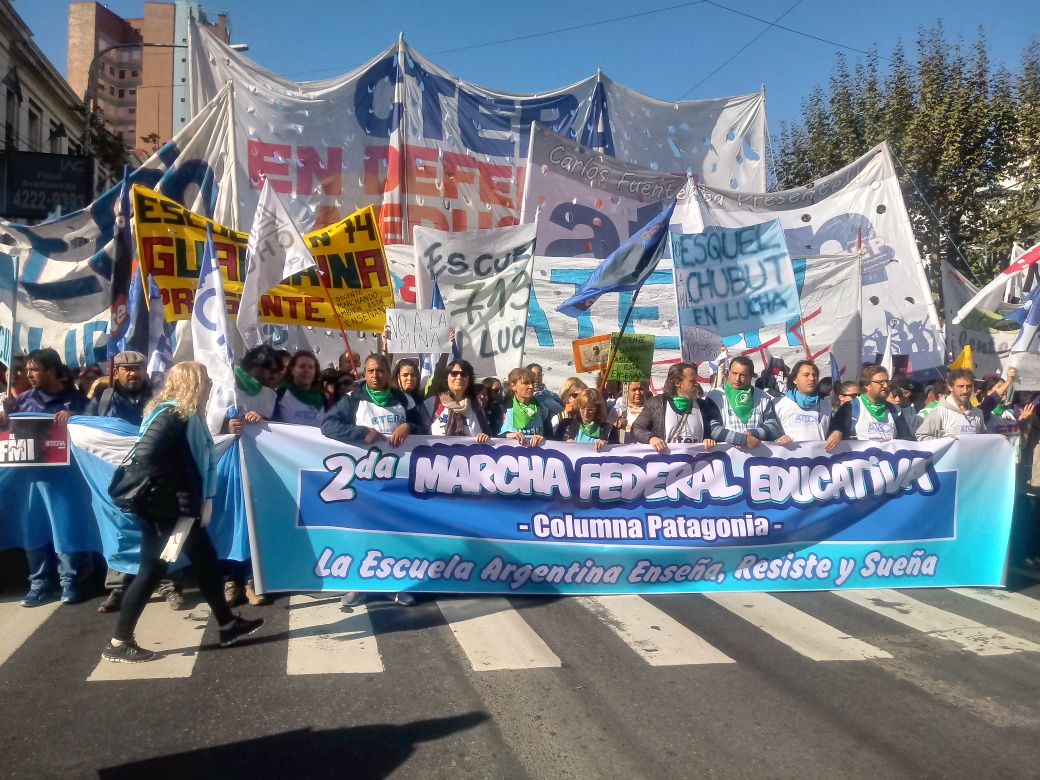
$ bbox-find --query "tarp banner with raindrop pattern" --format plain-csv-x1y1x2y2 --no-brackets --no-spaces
188,21,767,246
134,186,394,332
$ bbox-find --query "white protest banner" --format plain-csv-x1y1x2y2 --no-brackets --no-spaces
413,223,536,378
671,220,798,340
190,23,766,247
521,123,691,260
674,143,943,369
386,308,451,354
0,85,237,367
941,260,1040,389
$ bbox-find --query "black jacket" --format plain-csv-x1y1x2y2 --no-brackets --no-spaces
630,395,723,445
86,383,153,426
321,386,427,445
557,417,620,445
133,408,203,522
828,398,914,441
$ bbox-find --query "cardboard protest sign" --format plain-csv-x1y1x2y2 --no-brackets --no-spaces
607,333,655,382
386,308,451,354
572,334,611,373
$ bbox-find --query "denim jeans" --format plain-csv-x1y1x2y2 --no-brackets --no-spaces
26,545,92,590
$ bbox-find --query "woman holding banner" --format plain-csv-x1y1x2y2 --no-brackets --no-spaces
559,388,619,452
425,359,492,442
498,367,553,447
103,362,263,663
273,350,325,427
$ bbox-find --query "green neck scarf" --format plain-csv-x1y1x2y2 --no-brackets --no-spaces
283,381,324,410
234,365,263,397
723,383,755,422
671,395,691,413
365,384,395,408
579,420,602,439
860,395,890,422
994,402,1007,417
512,395,538,430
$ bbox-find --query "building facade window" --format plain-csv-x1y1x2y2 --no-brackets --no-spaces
119,69,125,79
27,102,42,151
49,122,62,153
4,90,16,150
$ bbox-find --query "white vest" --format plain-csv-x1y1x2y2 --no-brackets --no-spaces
425,396,482,437
664,400,705,444
774,395,831,443
355,396,408,435
273,390,325,427
852,397,896,441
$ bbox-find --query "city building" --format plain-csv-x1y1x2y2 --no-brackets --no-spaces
67,1,229,159
0,0,89,221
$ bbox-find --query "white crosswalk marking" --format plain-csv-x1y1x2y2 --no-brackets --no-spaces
833,589,1040,656
579,596,735,666
88,600,212,681
436,597,561,671
0,597,61,669
950,588,1040,625
705,593,892,661
287,594,383,675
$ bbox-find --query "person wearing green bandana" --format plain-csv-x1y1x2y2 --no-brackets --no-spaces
707,356,790,449
631,362,722,453
499,367,551,447
828,365,914,442
321,354,427,447
224,345,280,435
273,350,326,427
559,388,619,452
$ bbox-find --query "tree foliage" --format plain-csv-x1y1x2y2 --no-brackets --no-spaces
775,24,1040,294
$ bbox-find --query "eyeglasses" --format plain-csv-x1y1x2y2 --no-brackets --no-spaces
869,380,889,386
448,370,467,378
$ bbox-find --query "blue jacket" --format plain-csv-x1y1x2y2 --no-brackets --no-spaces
12,387,86,415
85,383,153,426
321,387,427,445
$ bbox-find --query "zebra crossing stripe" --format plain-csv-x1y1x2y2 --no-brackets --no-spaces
706,593,892,661
578,595,735,666
833,589,1040,656
287,594,383,675
949,588,1040,625
0,597,61,669
436,597,561,671
88,600,212,681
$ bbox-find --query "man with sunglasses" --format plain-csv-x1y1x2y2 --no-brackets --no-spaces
828,365,914,443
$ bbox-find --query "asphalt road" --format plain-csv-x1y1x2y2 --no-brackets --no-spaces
3,572,1040,779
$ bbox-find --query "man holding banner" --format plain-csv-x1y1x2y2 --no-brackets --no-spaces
631,363,721,453
707,356,790,449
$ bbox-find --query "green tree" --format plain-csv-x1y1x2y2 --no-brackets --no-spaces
87,109,130,191
776,25,1040,295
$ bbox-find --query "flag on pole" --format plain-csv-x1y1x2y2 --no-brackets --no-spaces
107,165,133,359
948,344,975,372
952,241,1040,324
879,321,894,374
238,178,316,348
828,351,842,386
1009,284,1040,357
193,225,237,433
557,200,675,317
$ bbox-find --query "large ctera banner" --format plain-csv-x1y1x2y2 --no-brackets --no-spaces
188,20,767,246
134,187,394,333
673,143,945,369
242,426,1014,595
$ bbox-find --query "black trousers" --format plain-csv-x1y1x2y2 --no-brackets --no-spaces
114,516,235,642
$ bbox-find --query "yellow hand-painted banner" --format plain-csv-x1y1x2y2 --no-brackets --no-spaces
132,185,394,332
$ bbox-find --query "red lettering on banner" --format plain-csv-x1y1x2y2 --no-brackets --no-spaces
379,203,404,245
248,141,292,194
408,147,440,196
477,161,513,209
355,249,389,289
213,242,242,282
297,146,343,196
169,287,193,317
441,152,478,199
260,295,283,318
142,236,175,275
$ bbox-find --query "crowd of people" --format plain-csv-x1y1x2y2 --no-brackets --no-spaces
1,342,1038,663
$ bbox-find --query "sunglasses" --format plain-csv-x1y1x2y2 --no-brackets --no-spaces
448,370,468,378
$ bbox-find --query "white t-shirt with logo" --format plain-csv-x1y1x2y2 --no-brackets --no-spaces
775,395,832,443
664,399,705,444
354,395,408,436
852,398,896,441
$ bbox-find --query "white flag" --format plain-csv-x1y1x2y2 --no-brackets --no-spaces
238,179,316,347
193,226,237,433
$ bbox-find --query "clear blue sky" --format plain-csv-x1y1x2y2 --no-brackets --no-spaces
15,0,1040,131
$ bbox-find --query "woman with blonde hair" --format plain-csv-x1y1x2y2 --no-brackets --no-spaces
551,376,587,435
103,362,263,663
559,388,620,452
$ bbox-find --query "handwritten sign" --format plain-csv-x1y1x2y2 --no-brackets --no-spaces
386,309,451,354
671,219,798,339
606,333,655,382
414,223,537,378
571,334,612,373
